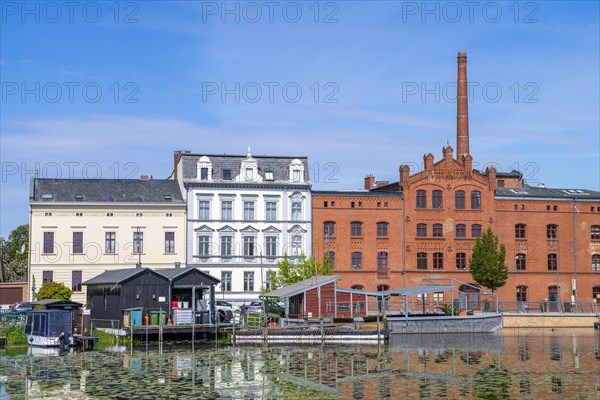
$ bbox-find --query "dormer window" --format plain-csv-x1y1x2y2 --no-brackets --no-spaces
197,156,213,181
288,159,305,183
265,171,274,181
292,169,301,182
41,193,54,200
74,194,84,201
240,148,261,182
223,169,232,180
200,167,209,180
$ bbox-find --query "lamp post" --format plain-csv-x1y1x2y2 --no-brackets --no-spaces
135,226,142,268
549,235,560,310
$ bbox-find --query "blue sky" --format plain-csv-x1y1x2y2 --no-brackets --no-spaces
1,1,599,236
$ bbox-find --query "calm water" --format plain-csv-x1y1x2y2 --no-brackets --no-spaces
1,329,599,399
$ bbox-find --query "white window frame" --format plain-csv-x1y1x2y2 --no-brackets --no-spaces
291,201,302,221
244,271,254,292
198,235,210,256
266,201,277,221
198,200,211,220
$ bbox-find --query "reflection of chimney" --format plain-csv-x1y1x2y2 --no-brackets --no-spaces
457,51,470,162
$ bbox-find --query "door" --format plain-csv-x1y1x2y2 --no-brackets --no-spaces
548,286,559,312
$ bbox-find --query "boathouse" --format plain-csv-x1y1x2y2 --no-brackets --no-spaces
83,267,219,326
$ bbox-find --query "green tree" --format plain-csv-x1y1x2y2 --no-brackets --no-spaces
265,252,333,293
0,224,29,283
36,282,73,301
469,227,509,292
6,224,29,262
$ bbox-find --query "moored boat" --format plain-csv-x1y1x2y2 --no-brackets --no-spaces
24,310,74,348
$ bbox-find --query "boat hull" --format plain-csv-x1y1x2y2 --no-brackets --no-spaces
27,334,73,347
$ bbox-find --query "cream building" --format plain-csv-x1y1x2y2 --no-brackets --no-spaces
28,178,186,303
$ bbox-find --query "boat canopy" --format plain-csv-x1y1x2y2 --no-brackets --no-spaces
25,310,72,338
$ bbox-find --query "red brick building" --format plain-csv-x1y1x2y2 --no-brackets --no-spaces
313,52,600,305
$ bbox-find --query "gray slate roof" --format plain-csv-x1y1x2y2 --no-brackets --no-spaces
32,179,184,203
82,268,159,285
83,267,220,286
261,275,340,299
495,186,600,200
156,268,220,284
180,153,309,183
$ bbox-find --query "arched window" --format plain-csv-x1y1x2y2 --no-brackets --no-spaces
432,223,443,237
456,224,466,238
417,223,427,237
416,190,427,208
327,251,335,269
593,286,600,302
591,225,600,240
376,222,388,237
547,254,557,271
433,252,443,270
455,190,465,209
432,190,443,209
417,252,427,270
546,224,558,239
377,252,388,270
291,235,302,256
592,254,600,271
377,285,390,291
515,224,526,239
517,286,527,302
471,224,482,238
516,253,526,270
351,252,362,270
351,222,363,237
456,253,466,270
470,191,481,209
351,285,364,290
323,221,335,236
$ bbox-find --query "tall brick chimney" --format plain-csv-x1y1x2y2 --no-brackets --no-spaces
457,51,470,162
173,151,182,180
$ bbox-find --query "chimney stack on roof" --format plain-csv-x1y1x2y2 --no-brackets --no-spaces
364,175,375,190
140,175,149,181
457,51,470,162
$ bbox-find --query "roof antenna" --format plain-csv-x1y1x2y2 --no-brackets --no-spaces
446,137,450,146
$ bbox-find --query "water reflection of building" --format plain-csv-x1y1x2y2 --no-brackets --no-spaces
3,330,598,399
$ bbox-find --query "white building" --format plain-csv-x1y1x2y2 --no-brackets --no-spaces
28,178,186,303
174,149,312,304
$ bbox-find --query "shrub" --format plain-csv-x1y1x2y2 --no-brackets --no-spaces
36,282,73,301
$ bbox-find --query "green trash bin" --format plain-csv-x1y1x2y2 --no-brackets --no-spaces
159,311,167,325
149,311,159,325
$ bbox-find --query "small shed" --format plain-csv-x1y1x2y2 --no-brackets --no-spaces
84,268,169,324
156,267,220,312
261,276,341,319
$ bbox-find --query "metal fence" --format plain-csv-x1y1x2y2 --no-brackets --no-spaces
499,301,597,314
